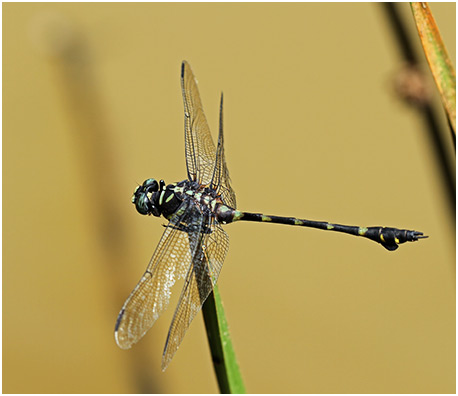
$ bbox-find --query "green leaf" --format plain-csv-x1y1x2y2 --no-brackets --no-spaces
202,285,246,394
410,2,456,134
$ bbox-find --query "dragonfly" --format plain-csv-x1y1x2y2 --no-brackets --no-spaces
115,61,427,370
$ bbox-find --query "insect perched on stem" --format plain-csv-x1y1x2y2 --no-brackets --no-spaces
115,61,427,370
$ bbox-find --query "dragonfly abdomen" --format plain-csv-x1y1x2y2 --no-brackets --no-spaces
226,210,426,251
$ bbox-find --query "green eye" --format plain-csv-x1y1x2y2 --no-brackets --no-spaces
143,179,158,190
135,196,150,215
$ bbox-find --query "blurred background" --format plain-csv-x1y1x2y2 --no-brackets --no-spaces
3,3,455,393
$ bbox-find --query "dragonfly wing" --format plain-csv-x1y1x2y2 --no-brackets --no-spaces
210,93,237,208
115,200,204,349
181,61,218,186
161,217,229,370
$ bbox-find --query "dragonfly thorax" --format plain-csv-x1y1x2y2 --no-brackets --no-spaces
132,177,233,223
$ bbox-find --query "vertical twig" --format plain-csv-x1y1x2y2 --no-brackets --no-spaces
381,3,455,216
411,2,456,135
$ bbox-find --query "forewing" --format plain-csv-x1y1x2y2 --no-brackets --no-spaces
161,217,229,370
210,93,237,208
181,61,218,185
115,200,204,349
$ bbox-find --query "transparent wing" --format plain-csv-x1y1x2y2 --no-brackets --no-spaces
161,216,229,370
210,93,237,208
181,61,218,186
114,200,204,349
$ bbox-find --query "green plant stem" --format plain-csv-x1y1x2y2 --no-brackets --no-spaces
410,2,456,135
202,285,246,394
381,3,455,217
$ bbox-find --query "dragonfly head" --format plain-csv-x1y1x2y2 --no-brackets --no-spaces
132,178,165,217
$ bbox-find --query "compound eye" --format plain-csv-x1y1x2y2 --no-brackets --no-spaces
135,196,151,215
143,178,159,193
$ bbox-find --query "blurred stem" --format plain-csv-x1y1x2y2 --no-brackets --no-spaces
381,3,455,216
202,286,246,394
40,16,160,392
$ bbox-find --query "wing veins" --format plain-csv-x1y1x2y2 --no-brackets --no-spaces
161,216,229,370
114,200,197,349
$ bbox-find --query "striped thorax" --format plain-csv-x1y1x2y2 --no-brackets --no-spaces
132,178,233,222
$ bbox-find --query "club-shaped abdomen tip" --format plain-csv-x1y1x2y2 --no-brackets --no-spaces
408,230,428,241
366,227,428,251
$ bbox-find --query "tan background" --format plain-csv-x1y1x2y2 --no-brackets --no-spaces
3,3,455,393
